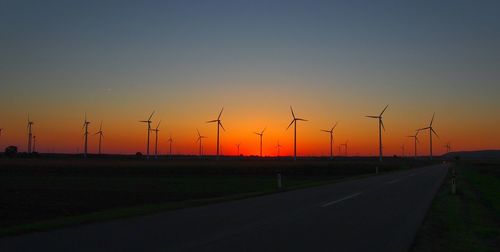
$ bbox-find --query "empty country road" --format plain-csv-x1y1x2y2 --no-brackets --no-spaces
0,164,449,252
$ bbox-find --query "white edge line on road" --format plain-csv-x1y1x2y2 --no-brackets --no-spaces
385,179,400,184
321,192,362,208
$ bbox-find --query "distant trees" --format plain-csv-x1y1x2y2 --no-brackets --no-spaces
4,146,17,158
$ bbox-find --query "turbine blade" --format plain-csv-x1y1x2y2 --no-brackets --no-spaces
286,120,294,130
431,128,439,138
366,116,379,118
218,107,224,120
156,120,161,129
321,129,329,132
296,118,307,121
219,121,226,131
148,110,155,121
430,112,435,126
332,122,338,130
197,128,200,137
381,120,386,131
380,104,389,116
290,106,295,119
261,127,266,134
206,120,218,123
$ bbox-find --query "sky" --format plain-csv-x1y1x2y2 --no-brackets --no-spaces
1,0,499,156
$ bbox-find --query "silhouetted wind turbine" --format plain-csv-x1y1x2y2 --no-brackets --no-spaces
287,106,307,161
419,113,439,159
27,115,34,153
254,127,266,157
407,130,420,158
366,105,388,162
341,140,349,156
139,111,155,160
207,107,225,160
235,143,241,156
321,122,338,159
168,134,173,156
276,140,282,157
444,142,451,153
94,121,104,155
196,129,207,156
83,113,90,159
151,120,161,159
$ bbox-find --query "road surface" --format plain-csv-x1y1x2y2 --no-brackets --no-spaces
0,164,448,252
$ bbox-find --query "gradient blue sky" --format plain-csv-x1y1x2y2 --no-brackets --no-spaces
1,0,499,155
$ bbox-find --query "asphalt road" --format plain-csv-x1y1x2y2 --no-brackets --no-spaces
0,164,448,252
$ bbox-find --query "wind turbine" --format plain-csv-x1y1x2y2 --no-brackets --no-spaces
151,120,161,159
82,113,90,159
139,111,155,160
419,113,439,159
341,140,349,156
366,105,388,162
287,106,307,161
27,115,34,153
254,127,266,157
407,130,420,158
235,143,241,156
168,134,173,156
196,129,207,156
207,107,225,160
444,142,451,154
94,121,104,155
276,140,282,157
321,122,338,159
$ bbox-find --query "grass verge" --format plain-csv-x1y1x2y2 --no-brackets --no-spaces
412,162,500,251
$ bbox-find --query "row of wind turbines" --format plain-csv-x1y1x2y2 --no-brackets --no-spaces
3,105,450,161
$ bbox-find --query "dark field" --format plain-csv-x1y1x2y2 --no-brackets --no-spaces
412,161,500,251
1,157,434,235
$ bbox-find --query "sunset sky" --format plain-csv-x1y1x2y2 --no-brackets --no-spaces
1,0,499,156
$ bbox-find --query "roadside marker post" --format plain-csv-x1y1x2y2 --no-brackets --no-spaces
451,169,456,194
277,173,283,190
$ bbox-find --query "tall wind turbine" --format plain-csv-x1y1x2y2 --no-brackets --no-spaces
207,107,225,160
276,140,282,157
94,121,104,155
419,113,439,159
407,130,420,158
235,143,241,156
139,111,155,160
82,113,90,159
366,105,389,162
254,127,266,157
151,121,161,159
321,122,338,159
168,134,173,156
196,129,207,156
287,106,307,161
27,115,34,153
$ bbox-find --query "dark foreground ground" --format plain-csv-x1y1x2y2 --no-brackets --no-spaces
412,161,500,251
0,163,447,251
0,157,432,236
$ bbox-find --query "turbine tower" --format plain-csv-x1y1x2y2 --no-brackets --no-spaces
235,143,241,156
341,140,349,156
207,107,225,160
321,122,338,159
27,115,34,153
82,113,90,159
94,121,104,155
196,129,207,156
151,121,161,159
276,140,282,157
139,111,155,160
366,104,389,162
254,127,266,157
168,134,173,156
407,130,420,158
287,106,307,161
419,113,439,159
444,142,451,154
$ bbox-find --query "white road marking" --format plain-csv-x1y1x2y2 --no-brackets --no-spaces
385,179,400,184
321,192,362,207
